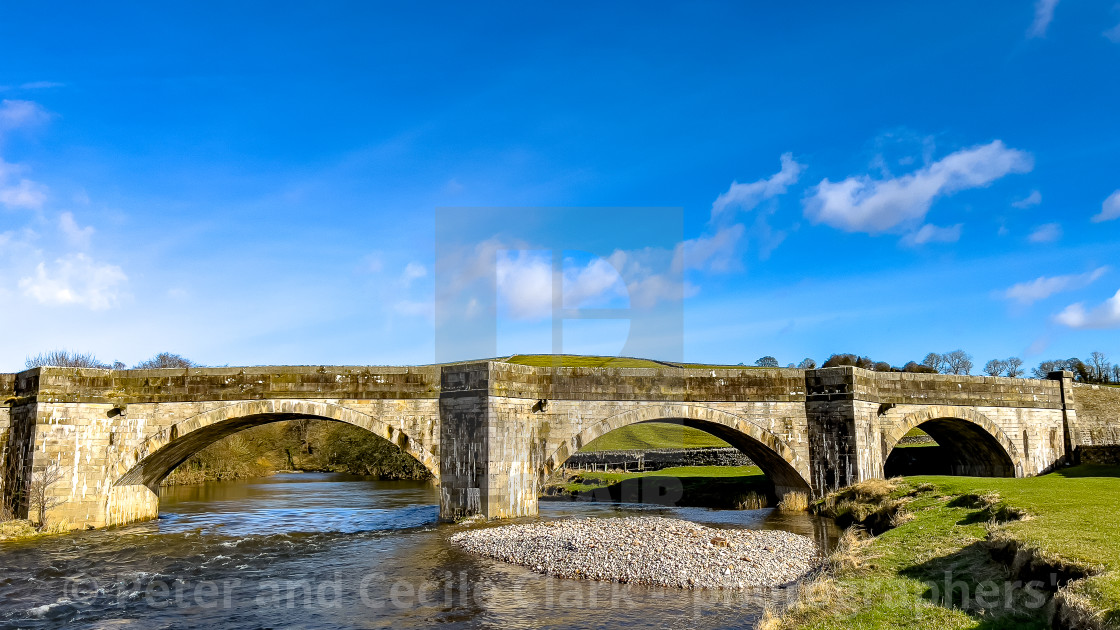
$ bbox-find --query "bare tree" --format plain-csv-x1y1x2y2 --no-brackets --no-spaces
25,350,108,369
133,353,197,369
921,352,946,373
943,350,973,375
983,359,1006,377
1005,357,1025,378
1113,364,1120,384
28,463,66,530
1088,351,1111,384
797,358,817,370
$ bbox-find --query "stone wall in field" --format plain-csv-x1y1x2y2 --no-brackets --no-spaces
563,447,753,471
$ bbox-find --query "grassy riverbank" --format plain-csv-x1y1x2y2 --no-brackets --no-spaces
762,465,1120,629
0,520,68,542
544,465,774,509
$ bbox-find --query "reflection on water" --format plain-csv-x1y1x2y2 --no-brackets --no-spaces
0,473,837,629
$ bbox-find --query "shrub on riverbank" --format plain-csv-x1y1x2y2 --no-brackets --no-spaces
760,465,1120,630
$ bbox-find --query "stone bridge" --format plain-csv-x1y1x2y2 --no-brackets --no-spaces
2,361,1117,530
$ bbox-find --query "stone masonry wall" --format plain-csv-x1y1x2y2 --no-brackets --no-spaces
3,362,1087,528
1072,384,1120,446
564,447,753,471
0,374,12,507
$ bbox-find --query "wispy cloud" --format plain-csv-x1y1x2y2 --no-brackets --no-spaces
59,212,94,249
804,140,1032,235
0,99,49,132
1003,267,1108,305
711,152,804,219
1056,289,1120,329
1011,190,1041,208
19,253,128,310
18,81,64,90
1092,190,1120,223
1105,21,1120,43
0,172,47,209
1028,0,1060,38
1028,222,1062,243
900,223,962,247
400,261,427,287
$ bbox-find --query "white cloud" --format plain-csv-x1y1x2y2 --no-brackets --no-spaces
19,81,64,90
675,224,745,273
0,99,49,131
1003,266,1109,305
900,223,962,247
1092,190,1120,223
393,298,434,318
711,153,804,219
0,175,47,209
1012,190,1042,208
1056,289,1120,329
495,250,554,319
18,253,127,310
1028,0,1060,38
804,140,1032,234
400,261,427,286
1105,21,1120,43
1028,222,1062,243
59,212,94,248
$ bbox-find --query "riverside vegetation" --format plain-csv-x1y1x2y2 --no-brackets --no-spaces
759,465,1120,630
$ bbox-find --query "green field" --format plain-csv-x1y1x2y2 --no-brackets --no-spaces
769,465,1120,629
577,421,730,451
505,354,672,368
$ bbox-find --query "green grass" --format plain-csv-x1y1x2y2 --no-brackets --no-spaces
770,466,1120,629
562,464,764,490
505,354,672,368
578,421,730,451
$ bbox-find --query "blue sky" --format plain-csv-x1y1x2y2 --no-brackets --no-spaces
1,1,1119,370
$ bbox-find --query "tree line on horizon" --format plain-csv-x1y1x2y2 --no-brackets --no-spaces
756,350,1120,384
19,348,1120,385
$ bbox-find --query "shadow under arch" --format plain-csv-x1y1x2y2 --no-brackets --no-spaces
882,406,1022,478
112,399,439,489
542,404,812,498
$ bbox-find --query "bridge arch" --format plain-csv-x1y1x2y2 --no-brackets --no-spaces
542,404,811,497
882,406,1022,478
111,399,439,489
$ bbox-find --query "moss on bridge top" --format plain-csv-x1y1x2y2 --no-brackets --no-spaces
2,358,1072,409
503,354,757,369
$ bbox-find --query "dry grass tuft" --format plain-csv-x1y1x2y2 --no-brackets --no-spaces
735,491,769,510
777,491,809,512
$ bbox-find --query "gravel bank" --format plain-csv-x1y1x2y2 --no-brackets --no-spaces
450,516,819,589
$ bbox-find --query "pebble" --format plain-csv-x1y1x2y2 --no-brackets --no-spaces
450,516,818,590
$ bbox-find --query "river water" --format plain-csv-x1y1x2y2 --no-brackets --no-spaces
0,473,837,629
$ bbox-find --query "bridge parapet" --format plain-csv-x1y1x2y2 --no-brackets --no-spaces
16,365,441,404
489,362,808,401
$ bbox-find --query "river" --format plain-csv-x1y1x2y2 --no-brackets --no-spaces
0,473,837,629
